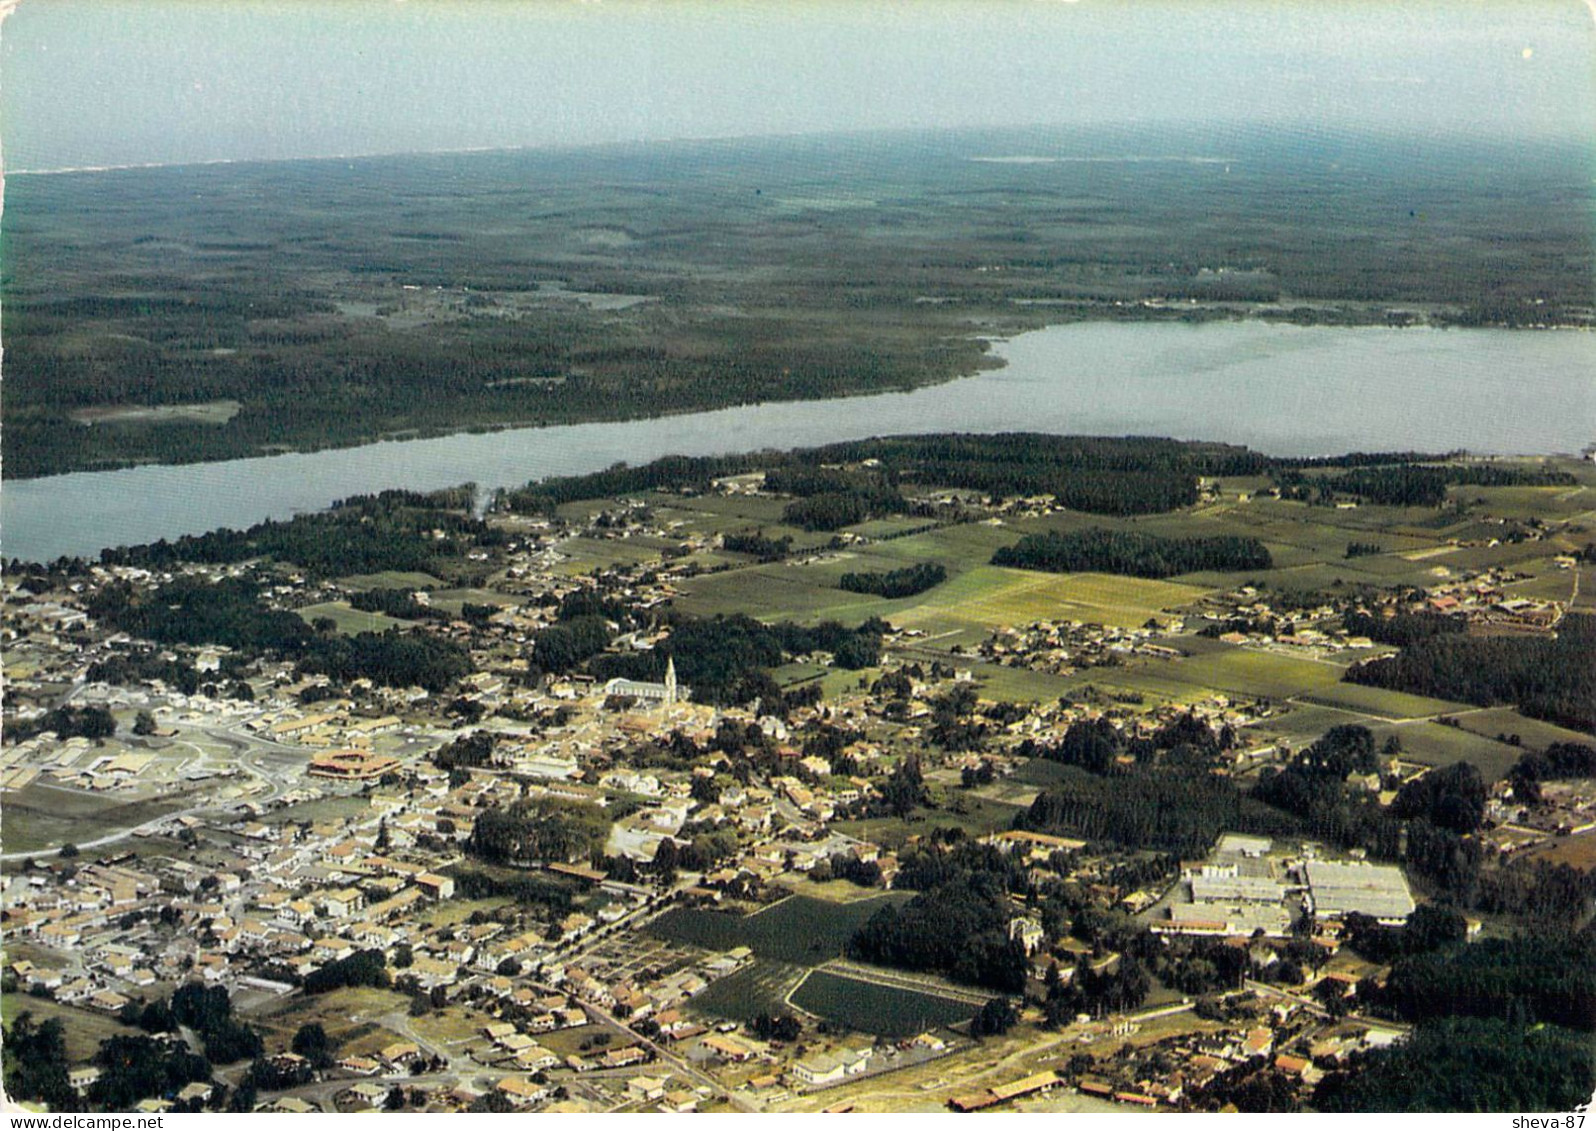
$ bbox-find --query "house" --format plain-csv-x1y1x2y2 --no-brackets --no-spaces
339,1082,390,1108
600,1046,650,1070
700,1033,756,1062
1008,916,1045,954
415,873,455,901
323,887,364,918
176,1082,214,1105
495,1077,548,1108
256,1097,319,1113
515,1046,560,1073
663,1089,699,1113
339,1055,382,1076
89,989,132,1013
626,1075,669,1103
379,1041,422,1070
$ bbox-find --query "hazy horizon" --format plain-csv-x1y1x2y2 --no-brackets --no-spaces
4,0,1593,174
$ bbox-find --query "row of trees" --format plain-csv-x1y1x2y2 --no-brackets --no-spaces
1275,461,1573,509
721,529,793,561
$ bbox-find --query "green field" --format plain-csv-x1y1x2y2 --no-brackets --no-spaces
1108,645,1346,702
550,536,672,575
294,600,414,635
788,971,974,1037
1297,682,1471,721
966,663,1095,705
894,567,1210,634
1449,708,1595,752
0,782,193,856
834,794,1025,848
1369,722,1524,782
427,587,525,613
674,562,897,625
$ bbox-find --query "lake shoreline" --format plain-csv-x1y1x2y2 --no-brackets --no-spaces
4,321,1590,564
5,313,1587,486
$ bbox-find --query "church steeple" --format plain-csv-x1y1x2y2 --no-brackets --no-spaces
664,656,678,705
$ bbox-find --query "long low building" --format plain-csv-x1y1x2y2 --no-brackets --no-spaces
1303,860,1415,923
1190,873,1285,905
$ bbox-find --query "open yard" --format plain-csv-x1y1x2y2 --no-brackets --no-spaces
0,781,195,855
1,995,138,1065
247,986,413,1058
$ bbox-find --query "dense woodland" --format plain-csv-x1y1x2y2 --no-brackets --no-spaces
9,129,1591,479
1018,765,1297,857
1345,613,1596,732
1274,462,1574,506
84,574,473,692
848,845,1031,993
837,562,947,599
1339,609,1467,648
466,798,612,866
88,487,489,578
993,528,1272,579
1312,1017,1596,1113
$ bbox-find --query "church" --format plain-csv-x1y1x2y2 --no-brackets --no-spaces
601,656,689,706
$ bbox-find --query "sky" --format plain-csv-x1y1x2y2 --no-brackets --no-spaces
2,0,1594,172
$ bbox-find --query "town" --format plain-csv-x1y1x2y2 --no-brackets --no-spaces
4,436,1594,1114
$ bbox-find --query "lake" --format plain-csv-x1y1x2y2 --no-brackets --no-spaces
3,321,1590,562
